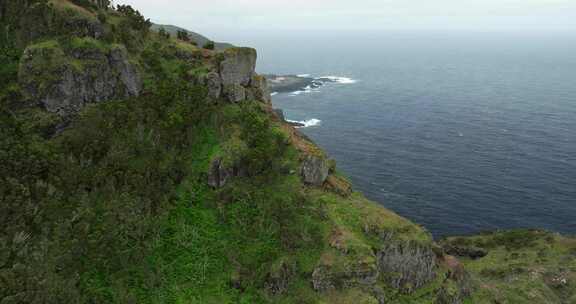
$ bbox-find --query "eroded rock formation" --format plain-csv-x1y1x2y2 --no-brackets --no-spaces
19,41,142,117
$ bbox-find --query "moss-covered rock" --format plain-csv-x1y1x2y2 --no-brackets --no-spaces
19,39,141,117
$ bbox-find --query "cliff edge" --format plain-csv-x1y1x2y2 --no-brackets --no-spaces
1,1,574,303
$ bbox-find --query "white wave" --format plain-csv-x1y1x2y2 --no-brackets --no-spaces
297,74,311,78
271,92,278,96
318,75,358,84
289,85,317,96
286,118,322,128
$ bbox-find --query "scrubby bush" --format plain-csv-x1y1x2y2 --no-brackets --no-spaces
176,29,189,41
116,4,151,32
203,40,215,50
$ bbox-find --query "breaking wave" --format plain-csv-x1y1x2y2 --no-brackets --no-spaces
318,75,358,84
286,118,322,128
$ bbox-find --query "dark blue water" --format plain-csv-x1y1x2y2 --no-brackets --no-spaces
249,31,576,237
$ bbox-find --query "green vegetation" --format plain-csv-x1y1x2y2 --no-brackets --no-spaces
441,230,576,303
2,1,575,303
204,40,216,50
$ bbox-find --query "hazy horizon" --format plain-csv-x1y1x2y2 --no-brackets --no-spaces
118,0,576,43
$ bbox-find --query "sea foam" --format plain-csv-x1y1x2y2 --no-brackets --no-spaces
286,118,322,128
318,76,358,84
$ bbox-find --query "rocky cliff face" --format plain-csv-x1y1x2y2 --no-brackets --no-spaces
17,39,271,119
191,47,271,104
19,40,142,117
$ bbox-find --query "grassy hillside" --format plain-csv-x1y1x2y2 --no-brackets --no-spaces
1,1,574,303
441,230,576,303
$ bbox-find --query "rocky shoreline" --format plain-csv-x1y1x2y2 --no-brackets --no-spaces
264,74,339,94
273,109,306,127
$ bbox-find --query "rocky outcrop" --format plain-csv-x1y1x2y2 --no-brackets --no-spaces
207,158,233,188
377,241,437,293
300,155,330,186
207,157,248,188
19,40,142,117
220,48,256,88
311,258,379,292
442,244,488,260
310,242,437,297
189,47,270,104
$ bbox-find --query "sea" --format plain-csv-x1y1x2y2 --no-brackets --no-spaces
232,30,576,238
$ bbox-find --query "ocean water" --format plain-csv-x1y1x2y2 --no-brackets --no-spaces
249,31,576,237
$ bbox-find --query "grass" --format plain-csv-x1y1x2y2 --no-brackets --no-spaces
49,0,96,19
442,230,576,303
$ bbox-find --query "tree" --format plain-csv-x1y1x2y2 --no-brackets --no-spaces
176,30,190,42
116,4,151,32
158,27,170,39
203,41,215,50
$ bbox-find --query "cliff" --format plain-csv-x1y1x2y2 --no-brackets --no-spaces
0,1,574,303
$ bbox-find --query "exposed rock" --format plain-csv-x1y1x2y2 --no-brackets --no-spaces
205,72,222,100
250,74,271,103
207,158,232,188
312,265,336,292
300,155,330,186
19,42,142,117
188,47,270,103
265,260,296,295
222,84,246,103
311,256,379,293
273,109,285,121
442,244,488,260
264,74,340,94
109,47,142,97
377,241,437,293
219,48,256,87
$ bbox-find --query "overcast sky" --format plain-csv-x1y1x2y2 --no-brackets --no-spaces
118,0,576,36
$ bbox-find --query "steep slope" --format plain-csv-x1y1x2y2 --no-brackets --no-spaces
151,24,234,50
0,1,574,304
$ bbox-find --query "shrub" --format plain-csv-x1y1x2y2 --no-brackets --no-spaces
203,40,215,50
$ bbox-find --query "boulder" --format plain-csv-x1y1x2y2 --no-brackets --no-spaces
301,155,330,186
